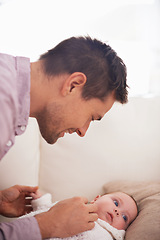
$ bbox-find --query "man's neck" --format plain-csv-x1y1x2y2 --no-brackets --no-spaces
29,61,47,117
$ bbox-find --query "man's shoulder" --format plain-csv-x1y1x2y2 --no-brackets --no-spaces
0,52,30,65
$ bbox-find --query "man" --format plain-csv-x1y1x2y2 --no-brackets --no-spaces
0,36,128,239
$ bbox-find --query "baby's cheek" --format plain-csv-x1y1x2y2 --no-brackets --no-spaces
97,211,107,223
113,219,126,230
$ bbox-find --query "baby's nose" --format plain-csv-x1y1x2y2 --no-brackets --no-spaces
114,209,120,216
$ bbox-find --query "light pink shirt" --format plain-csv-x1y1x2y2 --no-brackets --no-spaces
0,53,41,240
0,53,30,159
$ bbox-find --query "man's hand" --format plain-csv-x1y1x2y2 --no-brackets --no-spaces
0,185,39,217
35,196,98,239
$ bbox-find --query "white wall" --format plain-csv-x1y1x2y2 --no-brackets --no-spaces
0,0,159,96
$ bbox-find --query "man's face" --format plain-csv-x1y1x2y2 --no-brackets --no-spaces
36,91,115,144
93,192,138,230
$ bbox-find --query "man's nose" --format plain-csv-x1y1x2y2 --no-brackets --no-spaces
76,121,91,137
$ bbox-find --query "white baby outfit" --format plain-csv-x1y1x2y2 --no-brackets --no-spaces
23,194,125,240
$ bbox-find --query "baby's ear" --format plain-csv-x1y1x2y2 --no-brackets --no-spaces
90,195,101,203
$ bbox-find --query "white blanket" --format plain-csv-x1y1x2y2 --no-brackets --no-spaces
22,194,125,240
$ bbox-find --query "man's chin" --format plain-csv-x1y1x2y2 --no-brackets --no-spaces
41,134,58,145
40,129,62,144
45,138,58,145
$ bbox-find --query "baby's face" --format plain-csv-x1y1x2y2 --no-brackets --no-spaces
93,192,137,230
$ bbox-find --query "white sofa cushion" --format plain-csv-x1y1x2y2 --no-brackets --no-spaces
0,118,40,190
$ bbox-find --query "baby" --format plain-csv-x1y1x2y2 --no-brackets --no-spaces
23,191,138,240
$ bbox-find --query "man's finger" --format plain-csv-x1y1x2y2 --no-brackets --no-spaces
81,196,89,204
25,198,32,205
86,221,95,231
88,212,98,222
86,202,98,213
24,206,33,214
16,185,38,193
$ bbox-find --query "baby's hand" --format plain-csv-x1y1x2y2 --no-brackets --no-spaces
30,189,42,200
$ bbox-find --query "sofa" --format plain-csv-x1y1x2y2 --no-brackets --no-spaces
0,96,160,240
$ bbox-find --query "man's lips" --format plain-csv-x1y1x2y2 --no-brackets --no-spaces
59,129,75,138
59,132,65,138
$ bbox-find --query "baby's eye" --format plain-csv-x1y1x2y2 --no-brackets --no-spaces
113,200,118,207
122,214,128,222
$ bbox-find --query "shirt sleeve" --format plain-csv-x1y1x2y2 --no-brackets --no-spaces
0,90,16,160
0,54,17,160
0,217,42,240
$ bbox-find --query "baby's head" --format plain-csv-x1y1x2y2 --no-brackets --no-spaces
92,192,138,230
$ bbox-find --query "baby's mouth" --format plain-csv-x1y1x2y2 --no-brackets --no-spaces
107,212,113,223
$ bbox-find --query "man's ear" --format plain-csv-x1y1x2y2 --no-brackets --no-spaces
61,72,87,96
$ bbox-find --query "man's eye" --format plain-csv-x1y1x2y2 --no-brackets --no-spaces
113,200,118,207
122,214,128,222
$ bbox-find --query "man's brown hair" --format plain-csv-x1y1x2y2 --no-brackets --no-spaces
40,36,128,103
